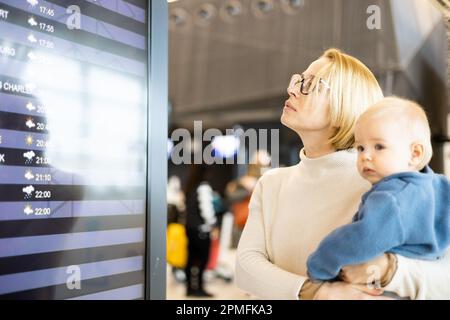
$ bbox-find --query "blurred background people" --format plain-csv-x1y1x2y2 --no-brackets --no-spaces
167,175,186,225
184,163,218,297
167,175,188,283
226,150,272,247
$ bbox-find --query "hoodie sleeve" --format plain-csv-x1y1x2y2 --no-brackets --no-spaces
307,191,405,281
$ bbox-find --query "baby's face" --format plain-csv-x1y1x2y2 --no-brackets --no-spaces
354,117,414,184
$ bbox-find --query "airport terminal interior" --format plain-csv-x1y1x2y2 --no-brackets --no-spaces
0,0,449,300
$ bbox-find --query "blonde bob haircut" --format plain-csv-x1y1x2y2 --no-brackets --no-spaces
311,48,384,150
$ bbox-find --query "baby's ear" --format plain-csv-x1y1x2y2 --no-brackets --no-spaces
409,142,424,168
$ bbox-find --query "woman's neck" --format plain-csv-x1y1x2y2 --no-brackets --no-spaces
297,129,336,158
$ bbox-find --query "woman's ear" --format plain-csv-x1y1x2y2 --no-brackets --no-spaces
409,142,424,168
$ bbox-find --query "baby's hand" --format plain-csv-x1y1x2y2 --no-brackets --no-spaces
339,254,391,286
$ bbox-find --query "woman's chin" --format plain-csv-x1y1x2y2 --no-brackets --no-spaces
280,114,295,131
280,113,289,126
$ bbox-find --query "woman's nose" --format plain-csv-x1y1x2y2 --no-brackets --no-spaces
287,86,299,98
287,74,301,98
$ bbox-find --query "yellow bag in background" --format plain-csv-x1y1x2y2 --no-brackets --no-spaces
166,223,188,268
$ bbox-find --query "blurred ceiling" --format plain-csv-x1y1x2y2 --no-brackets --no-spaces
168,0,448,129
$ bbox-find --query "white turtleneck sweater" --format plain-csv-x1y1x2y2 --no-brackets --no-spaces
235,149,450,300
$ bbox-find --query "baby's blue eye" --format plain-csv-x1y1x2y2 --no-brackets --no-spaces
374,144,385,150
356,145,364,152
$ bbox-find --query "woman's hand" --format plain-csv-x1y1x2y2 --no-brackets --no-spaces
313,281,392,300
340,254,393,285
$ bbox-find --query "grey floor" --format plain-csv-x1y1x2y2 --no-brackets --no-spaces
166,249,252,300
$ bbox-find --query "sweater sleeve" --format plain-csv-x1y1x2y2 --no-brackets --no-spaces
235,178,307,300
385,247,450,299
306,191,405,281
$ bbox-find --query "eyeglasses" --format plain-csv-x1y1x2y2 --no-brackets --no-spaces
288,74,331,96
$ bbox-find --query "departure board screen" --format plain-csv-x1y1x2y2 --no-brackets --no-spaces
0,0,148,299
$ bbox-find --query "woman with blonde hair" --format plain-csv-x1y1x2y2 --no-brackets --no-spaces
235,48,450,299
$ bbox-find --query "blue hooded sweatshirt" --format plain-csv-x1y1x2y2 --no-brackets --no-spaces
307,166,450,281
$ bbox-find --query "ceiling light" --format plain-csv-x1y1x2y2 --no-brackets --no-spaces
194,3,217,26
169,8,189,28
220,0,243,23
251,0,274,19
280,0,305,14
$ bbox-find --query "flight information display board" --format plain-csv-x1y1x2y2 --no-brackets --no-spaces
0,0,148,299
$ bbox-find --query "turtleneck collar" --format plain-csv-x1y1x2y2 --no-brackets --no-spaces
298,147,358,178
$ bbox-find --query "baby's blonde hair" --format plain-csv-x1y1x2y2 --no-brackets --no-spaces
357,96,433,170
311,48,384,150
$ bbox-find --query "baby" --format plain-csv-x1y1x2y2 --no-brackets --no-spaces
307,97,450,282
